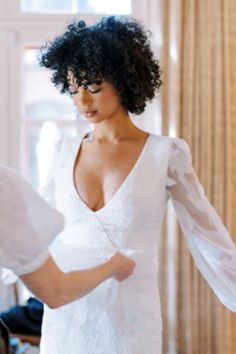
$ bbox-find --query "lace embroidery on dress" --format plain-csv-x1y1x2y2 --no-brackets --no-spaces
166,138,236,311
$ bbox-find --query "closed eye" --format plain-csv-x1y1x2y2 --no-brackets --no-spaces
68,85,78,95
85,80,102,94
68,80,103,95
69,90,78,95
88,87,101,94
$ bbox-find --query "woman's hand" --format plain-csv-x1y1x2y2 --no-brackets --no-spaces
107,252,135,281
20,253,135,308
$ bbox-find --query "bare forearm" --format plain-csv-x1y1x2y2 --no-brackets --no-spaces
62,261,114,304
20,256,115,308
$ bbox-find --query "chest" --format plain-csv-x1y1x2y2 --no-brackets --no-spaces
73,140,147,211
54,136,169,223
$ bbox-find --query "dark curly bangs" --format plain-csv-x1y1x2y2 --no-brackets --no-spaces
39,16,162,114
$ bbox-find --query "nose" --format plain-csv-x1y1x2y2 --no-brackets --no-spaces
73,87,93,109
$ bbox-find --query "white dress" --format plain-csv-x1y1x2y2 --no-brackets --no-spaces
40,134,236,354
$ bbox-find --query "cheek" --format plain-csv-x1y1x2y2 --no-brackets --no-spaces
97,90,121,110
71,95,82,109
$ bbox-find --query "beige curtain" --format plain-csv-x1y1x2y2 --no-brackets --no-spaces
159,0,236,353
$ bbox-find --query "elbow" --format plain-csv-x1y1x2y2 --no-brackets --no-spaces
45,295,68,309
46,291,84,309
41,291,70,309
46,301,61,310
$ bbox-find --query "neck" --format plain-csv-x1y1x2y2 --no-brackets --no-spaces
89,110,144,143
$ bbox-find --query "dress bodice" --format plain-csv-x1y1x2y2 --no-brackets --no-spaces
48,134,169,281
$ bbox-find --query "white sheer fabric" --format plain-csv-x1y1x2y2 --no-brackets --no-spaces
167,139,236,311
39,134,236,354
0,166,64,276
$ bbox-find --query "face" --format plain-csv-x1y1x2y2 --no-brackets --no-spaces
67,71,125,123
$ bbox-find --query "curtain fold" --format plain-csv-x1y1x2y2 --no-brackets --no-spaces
159,0,236,353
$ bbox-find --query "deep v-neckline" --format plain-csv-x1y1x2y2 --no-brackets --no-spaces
72,133,151,214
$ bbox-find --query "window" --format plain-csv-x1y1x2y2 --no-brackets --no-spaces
21,0,132,15
23,47,77,188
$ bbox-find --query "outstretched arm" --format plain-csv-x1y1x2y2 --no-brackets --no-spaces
167,139,236,311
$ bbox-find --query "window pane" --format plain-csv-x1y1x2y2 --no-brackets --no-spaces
22,48,91,191
21,0,74,13
23,48,76,120
21,0,132,14
78,0,132,14
25,122,77,189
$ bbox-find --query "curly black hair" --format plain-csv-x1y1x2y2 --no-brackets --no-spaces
39,16,162,114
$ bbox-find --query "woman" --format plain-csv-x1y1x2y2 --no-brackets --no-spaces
0,165,135,308
39,16,236,354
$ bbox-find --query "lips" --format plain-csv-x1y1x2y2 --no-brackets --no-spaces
85,111,97,118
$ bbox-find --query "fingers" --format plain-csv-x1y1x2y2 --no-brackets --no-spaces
107,251,136,282
113,265,135,282
114,274,132,282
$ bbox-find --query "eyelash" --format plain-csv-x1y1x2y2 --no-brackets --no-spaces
69,82,102,95
69,88,101,95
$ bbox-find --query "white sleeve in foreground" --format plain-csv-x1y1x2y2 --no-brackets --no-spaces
166,139,236,312
0,166,64,276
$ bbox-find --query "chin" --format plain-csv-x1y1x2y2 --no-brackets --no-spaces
85,116,102,123
85,115,107,124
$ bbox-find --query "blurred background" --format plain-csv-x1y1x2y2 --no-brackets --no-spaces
0,0,235,353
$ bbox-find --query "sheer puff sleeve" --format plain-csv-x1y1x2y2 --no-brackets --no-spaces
166,138,236,312
0,166,64,276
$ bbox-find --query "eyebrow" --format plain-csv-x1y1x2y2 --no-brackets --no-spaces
80,79,103,85
69,79,102,86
